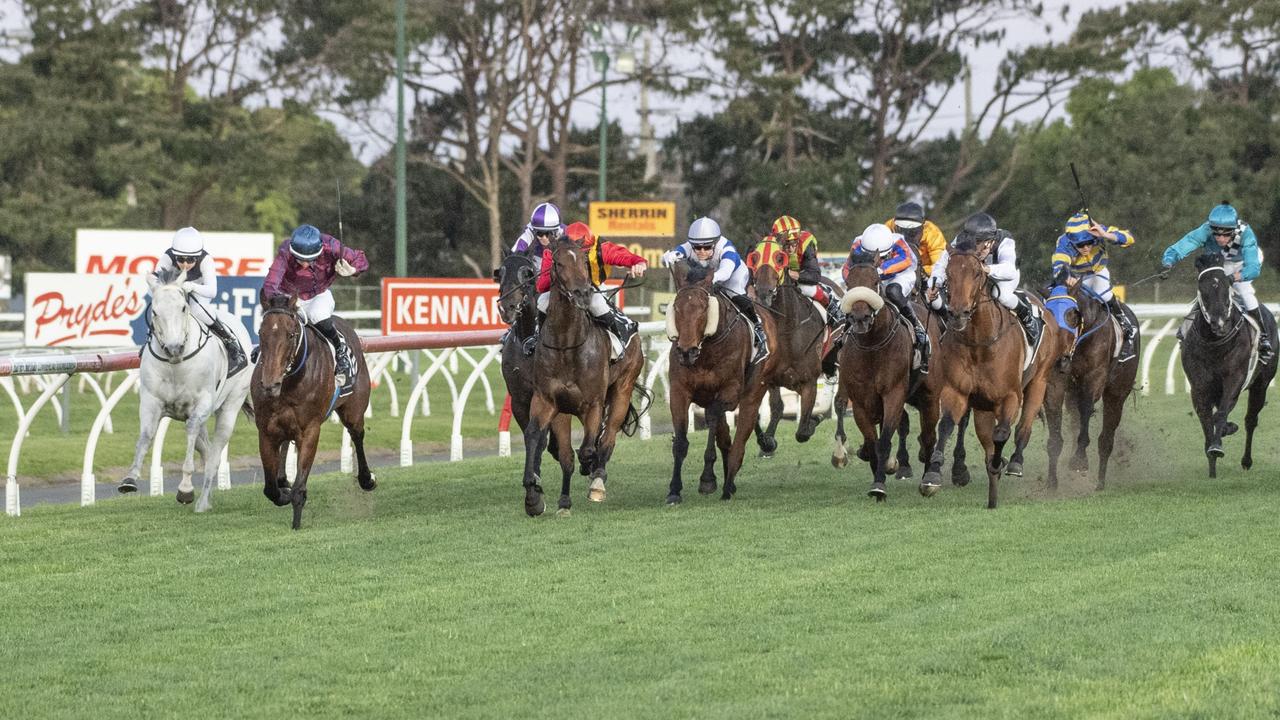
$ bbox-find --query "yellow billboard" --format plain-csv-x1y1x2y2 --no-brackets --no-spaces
589,201,676,238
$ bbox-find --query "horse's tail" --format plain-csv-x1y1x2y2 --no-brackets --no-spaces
240,398,255,421
621,382,654,437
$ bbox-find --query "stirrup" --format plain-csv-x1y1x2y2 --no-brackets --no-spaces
522,334,539,356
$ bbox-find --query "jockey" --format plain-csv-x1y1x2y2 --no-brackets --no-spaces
151,227,248,377
885,201,947,279
845,223,931,374
1051,211,1139,362
532,221,647,355
1161,201,1273,363
261,224,370,396
929,212,1044,348
770,215,843,324
510,201,565,256
662,217,768,364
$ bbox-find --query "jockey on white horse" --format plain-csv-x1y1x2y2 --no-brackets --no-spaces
119,229,255,512
153,227,249,376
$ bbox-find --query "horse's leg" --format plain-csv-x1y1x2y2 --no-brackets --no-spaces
196,400,240,513
668,385,692,504
916,399,939,492
831,391,849,469
726,382,769,499
1096,383,1126,489
339,406,376,491
922,387,967,493
177,411,209,505
1210,382,1245,476
760,386,784,456
1044,373,1067,490
972,409,999,509
260,432,289,507
894,411,912,480
795,381,819,443
989,393,1021,480
715,406,733,486
869,393,906,501
551,415,574,514
289,423,322,531
849,401,881,496
951,408,972,487
521,395,554,516
1070,384,1094,473
1008,371,1053,478
121,393,164,492
699,403,721,495
1240,379,1268,470
580,402,608,502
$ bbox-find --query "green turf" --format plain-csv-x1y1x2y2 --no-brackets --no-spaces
1,388,1277,719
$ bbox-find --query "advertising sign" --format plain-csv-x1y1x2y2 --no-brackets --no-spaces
76,229,275,276
588,202,677,238
382,277,624,335
24,273,264,348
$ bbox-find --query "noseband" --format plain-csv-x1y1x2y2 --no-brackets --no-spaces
146,292,210,363
262,306,309,378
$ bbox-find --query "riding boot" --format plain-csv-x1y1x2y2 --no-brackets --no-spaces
1247,307,1275,364
1106,297,1138,362
825,292,845,326
1013,294,1044,349
730,293,769,365
594,308,638,355
315,318,356,395
208,320,248,377
887,285,930,374
522,311,545,356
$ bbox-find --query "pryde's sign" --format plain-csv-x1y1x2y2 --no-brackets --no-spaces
76,229,275,276
382,278,623,334
24,273,265,348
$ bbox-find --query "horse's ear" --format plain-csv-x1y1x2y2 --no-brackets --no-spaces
289,293,299,309
670,259,688,287
145,272,160,293
492,268,502,283
698,267,714,286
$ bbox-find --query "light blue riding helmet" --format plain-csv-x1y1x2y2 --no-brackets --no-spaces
289,224,324,260
1208,202,1238,231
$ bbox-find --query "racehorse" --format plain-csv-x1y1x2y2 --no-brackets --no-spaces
664,260,755,504
1042,283,1140,490
520,237,647,517
119,267,253,512
1180,253,1278,478
921,239,1065,508
746,237,831,447
831,252,938,500
252,294,375,529
494,250,559,462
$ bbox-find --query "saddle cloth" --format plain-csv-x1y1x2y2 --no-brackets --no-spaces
1179,303,1262,388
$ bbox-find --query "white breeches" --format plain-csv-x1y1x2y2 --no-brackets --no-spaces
718,264,750,296
882,271,916,298
993,272,1020,310
299,289,335,323
188,296,218,328
1079,268,1114,302
1223,261,1259,311
536,290,611,316
800,283,819,298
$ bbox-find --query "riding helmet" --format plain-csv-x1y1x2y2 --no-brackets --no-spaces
170,227,204,255
1208,202,1238,230
687,217,722,247
289,224,324,260
1064,212,1094,245
893,201,925,229
771,215,802,238
960,212,1000,243
564,221,595,249
858,223,898,254
529,202,563,233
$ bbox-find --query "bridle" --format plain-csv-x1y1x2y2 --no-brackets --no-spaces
671,284,739,354
496,254,538,321
1193,265,1243,344
262,306,309,379
939,253,1009,347
145,288,210,363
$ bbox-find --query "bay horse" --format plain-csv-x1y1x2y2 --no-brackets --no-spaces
1180,252,1277,478
520,237,646,517
831,252,939,500
120,267,253,511
664,260,755,504
922,239,1065,508
1043,282,1140,490
252,294,375,529
494,250,559,462
745,237,831,447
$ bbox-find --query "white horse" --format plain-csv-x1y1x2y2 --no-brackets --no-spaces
119,267,254,511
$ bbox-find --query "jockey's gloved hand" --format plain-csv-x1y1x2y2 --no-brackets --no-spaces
336,259,358,277
1052,269,1068,286
1159,263,1172,280
180,281,199,294
661,250,683,267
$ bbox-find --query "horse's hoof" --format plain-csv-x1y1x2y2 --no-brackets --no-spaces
524,488,545,517
951,465,971,487
118,479,138,494
758,450,774,459
885,458,899,474
698,479,717,495
1207,444,1225,458
587,477,606,503
358,474,377,491
919,483,941,498
868,483,887,500
1224,422,1239,437
666,494,682,506
831,453,848,469
176,490,195,505
555,507,571,518
1069,457,1088,473
1004,461,1024,478
758,436,778,454
920,472,942,497
895,464,914,481
1242,456,1253,471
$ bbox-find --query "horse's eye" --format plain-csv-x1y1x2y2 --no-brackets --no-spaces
773,252,786,265
746,251,760,269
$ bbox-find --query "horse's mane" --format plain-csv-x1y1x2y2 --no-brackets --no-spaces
685,261,710,284
845,251,878,268
1195,251,1225,271
951,233,980,254
155,265,183,285
264,294,294,310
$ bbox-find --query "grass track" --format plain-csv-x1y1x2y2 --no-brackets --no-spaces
2,391,1279,719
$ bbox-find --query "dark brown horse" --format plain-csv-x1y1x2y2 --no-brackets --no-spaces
494,250,559,462
520,237,646,516
664,261,755,503
1042,283,1140,489
922,243,1065,508
1180,253,1277,478
252,295,375,529
831,252,939,500
745,238,830,447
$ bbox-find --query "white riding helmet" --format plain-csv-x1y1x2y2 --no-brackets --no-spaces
171,227,203,255
858,223,898,254
687,217,721,248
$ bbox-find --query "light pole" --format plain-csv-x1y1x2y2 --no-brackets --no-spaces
394,0,407,277
589,25,639,203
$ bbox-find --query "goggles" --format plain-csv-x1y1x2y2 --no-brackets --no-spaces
894,219,923,230
173,254,200,264
1211,227,1234,237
